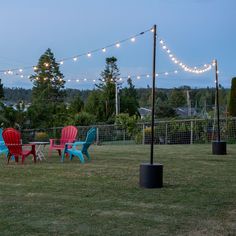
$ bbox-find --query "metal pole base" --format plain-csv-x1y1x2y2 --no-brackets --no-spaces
140,163,163,188
212,141,227,155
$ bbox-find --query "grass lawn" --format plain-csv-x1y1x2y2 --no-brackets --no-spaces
0,144,236,235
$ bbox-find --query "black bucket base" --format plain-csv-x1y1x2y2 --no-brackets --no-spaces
140,163,163,188
212,141,227,155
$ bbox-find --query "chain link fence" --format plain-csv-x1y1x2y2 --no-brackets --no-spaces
21,118,236,145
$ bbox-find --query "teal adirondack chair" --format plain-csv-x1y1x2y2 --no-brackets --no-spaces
0,128,9,158
62,127,96,163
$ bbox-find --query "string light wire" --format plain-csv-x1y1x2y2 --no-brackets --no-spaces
0,27,152,74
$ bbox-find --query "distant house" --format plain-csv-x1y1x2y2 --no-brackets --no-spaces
175,107,198,118
2,101,30,112
138,107,151,119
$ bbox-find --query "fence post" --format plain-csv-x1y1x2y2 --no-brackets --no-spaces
165,123,168,144
96,127,99,145
142,124,145,145
190,120,193,144
123,129,126,143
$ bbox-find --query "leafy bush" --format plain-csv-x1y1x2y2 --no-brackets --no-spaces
115,113,139,137
70,112,96,126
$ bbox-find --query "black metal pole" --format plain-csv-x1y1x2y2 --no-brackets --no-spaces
215,59,221,142
139,24,163,188
150,24,157,165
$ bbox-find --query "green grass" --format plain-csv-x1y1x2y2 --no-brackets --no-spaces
0,144,236,235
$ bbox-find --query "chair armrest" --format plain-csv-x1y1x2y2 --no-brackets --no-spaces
23,144,36,147
73,141,86,146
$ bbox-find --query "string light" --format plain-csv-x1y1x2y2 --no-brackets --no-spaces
6,67,213,87
158,37,213,74
1,26,215,88
0,27,151,74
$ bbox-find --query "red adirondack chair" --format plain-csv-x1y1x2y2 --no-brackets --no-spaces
2,128,36,164
49,125,78,157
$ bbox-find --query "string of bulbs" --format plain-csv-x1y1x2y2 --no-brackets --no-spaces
1,25,214,85
4,69,194,86
157,37,213,74
0,27,152,75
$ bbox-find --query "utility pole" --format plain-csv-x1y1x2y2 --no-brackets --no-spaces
115,82,119,116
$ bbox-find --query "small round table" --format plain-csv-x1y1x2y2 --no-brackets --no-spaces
29,141,49,161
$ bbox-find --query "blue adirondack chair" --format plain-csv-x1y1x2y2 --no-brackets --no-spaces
62,127,96,163
0,128,9,158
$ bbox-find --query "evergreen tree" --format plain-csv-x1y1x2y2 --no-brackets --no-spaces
69,93,84,114
120,77,139,115
84,90,105,121
229,77,236,117
28,48,66,128
169,88,186,108
155,91,176,118
96,57,120,121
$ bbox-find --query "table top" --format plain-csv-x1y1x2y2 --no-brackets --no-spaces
29,141,49,144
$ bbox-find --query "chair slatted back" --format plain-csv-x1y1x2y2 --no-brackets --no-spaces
60,126,78,146
82,128,96,153
2,128,22,155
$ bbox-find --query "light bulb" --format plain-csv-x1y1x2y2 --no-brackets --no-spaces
116,43,120,48
73,57,77,61
102,48,106,52
87,53,91,57
131,37,136,42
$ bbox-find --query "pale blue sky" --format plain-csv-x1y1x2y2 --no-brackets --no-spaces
0,0,235,89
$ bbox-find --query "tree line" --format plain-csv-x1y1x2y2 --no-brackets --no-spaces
0,48,235,129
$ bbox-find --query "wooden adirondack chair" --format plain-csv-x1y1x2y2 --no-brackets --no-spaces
62,127,96,163
49,125,78,157
2,128,36,164
0,128,9,158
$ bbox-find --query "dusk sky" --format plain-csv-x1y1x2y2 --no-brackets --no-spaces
0,0,235,89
